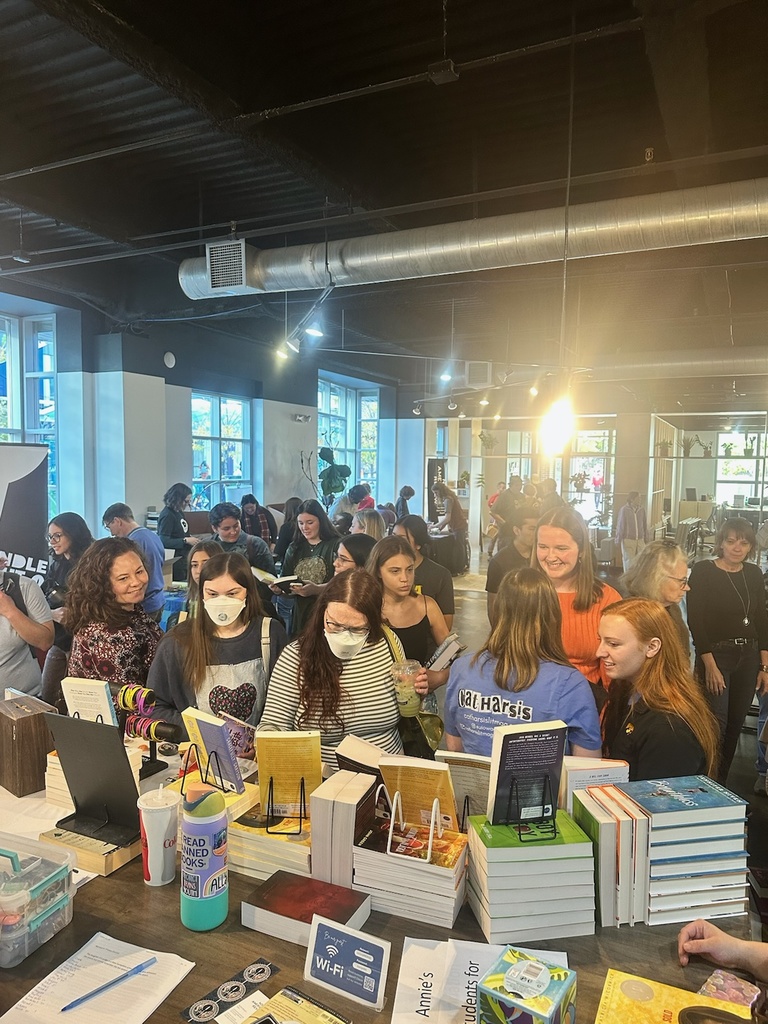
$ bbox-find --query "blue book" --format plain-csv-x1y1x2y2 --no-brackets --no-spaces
615,776,746,828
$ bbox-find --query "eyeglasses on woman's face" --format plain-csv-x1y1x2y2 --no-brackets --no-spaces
666,574,690,587
324,615,369,638
47,532,64,543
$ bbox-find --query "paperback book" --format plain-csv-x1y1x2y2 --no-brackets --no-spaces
558,754,628,814
181,706,244,794
594,969,750,1022
434,749,491,830
424,632,467,671
615,775,747,827
60,677,118,726
38,827,141,876
255,730,323,816
468,811,593,865
379,755,459,831
487,720,566,825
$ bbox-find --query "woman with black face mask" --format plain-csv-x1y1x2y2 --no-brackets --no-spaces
259,568,427,769
148,552,287,740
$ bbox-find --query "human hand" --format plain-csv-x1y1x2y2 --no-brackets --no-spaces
704,663,726,696
0,589,17,620
50,607,66,623
414,667,429,696
291,582,322,597
678,919,747,970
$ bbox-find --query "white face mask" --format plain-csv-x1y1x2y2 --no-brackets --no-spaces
204,595,246,626
324,629,368,661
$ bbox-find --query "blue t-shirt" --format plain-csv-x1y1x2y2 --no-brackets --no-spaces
128,526,166,615
443,653,601,757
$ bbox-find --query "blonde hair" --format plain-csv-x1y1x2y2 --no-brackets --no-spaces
601,598,719,776
621,541,687,601
472,568,571,691
351,509,386,540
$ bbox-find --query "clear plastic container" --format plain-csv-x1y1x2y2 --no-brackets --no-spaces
0,831,75,968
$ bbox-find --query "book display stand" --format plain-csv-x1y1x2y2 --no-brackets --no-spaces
43,713,141,847
116,684,181,781
265,775,307,834
379,785,446,863
179,742,227,795
500,774,558,841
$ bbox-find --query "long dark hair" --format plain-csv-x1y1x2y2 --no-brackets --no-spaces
394,514,431,555
283,497,302,523
535,506,603,611
48,512,93,562
175,552,265,692
65,538,147,632
293,499,339,544
163,482,192,512
296,569,384,730
186,539,225,603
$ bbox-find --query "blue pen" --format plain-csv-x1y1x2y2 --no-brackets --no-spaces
60,956,157,1013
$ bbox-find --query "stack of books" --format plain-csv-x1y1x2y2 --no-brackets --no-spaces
581,775,748,927
466,811,596,943
45,739,144,811
228,808,312,881
309,770,377,886
353,819,468,928
748,866,768,938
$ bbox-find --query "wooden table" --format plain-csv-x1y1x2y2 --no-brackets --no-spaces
0,857,751,1022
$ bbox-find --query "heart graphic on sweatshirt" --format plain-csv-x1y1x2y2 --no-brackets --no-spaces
208,683,258,722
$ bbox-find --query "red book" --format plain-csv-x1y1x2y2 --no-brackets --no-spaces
240,870,371,945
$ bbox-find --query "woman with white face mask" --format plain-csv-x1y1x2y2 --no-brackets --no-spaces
260,568,427,768
148,553,287,740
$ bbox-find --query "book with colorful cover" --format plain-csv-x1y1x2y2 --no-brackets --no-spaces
356,818,468,872
219,711,256,759
181,706,244,794
255,731,323,816
468,811,593,864
594,969,750,1022
379,755,459,831
615,776,747,827
478,945,577,1024
487,720,566,825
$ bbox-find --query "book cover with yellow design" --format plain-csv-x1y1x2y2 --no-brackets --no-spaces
594,970,751,1023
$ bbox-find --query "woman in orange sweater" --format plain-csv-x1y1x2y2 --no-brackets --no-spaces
534,507,621,707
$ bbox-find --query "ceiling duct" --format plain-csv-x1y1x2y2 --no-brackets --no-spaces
588,348,768,381
179,178,768,298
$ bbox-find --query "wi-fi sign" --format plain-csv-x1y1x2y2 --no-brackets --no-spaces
325,944,339,958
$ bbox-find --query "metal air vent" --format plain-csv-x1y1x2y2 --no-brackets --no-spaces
206,240,247,291
465,361,492,388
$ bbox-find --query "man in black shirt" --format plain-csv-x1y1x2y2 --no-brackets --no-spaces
488,475,525,549
485,506,539,626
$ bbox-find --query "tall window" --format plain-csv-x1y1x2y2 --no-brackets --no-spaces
191,392,251,509
317,376,379,498
0,313,57,514
716,431,763,505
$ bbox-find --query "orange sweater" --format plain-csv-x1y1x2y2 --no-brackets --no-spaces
558,585,622,688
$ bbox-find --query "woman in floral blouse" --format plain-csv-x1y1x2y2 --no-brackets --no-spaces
65,538,162,688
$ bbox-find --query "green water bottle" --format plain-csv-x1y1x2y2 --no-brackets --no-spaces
180,782,228,931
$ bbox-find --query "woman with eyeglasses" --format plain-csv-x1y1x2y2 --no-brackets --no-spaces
599,598,719,781
274,533,378,601
260,568,426,767
687,517,768,786
40,512,94,710
621,540,691,654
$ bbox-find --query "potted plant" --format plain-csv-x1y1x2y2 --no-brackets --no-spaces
655,439,672,457
317,446,352,506
700,440,713,458
721,442,734,456
570,471,588,493
678,435,697,458
745,435,757,457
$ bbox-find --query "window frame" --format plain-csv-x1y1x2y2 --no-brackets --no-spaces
191,390,252,509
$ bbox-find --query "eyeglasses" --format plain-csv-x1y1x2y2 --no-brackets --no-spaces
667,575,690,587
324,616,369,638
47,533,64,543
334,554,356,566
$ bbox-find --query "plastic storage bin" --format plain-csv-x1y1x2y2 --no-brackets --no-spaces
0,831,76,968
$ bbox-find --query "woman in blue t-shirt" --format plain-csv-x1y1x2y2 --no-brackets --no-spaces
444,568,602,758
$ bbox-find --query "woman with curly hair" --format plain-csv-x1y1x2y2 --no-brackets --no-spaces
600,598,719,781
148,552,287,738
65,537,163,688
261,568,425,767
273,498,339,638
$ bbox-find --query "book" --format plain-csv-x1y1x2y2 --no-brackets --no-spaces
467,883,595,944
647,899,748,926
467,811,593,865
181,707,244,794
379,755,459,831
220,711,256,759
649,852,747,878
245,986,352,1024
594,969,751,1022
241,870,371,945
255,731,323,816
615,775,747,827
586,785,634,926
166,769,258,828
251,567,302,593
599,783,651,926
424,632,467,671
60,677,118,726
571,788,618,928
558,754,629,814
434,749,491,829
310,770,376,886
356,818,468,873
38,828,142,876
335,734,386,777
487,720,566,825
649,819,747,845
651,870,746,896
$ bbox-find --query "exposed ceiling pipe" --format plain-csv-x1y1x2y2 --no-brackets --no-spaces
587,348,768,381
179,178,768,299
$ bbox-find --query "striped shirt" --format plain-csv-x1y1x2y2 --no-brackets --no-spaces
260,635,404,767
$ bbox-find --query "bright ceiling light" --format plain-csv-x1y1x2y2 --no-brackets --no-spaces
276,347,289,361
458,409,466,419
285,336,300,354
440,371,452,382
304,321,324,338
540,396,575,456
493,413,501,421
529,385,539,397
479,397,490,406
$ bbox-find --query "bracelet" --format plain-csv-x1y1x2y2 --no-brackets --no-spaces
761,665,768,673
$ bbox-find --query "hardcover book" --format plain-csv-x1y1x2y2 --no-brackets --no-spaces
487,720,566,825
594,969,750,1022
181,706,244,794
241,870,371,945
615,776,747,827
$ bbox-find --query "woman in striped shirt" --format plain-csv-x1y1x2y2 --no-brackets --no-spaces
260,568,425,768
534,507,621,708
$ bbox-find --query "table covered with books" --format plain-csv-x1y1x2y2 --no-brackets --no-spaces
0,844,752,1023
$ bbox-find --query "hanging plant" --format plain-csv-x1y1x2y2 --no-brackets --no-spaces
478,430,500,451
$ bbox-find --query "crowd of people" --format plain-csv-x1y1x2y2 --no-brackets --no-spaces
5,476,766,798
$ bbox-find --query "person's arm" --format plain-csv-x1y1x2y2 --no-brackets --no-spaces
0,588,54,651
446,733,464,752
678,919,768,981
146,635,193,734
425,596,450,691
157,509,186,552
486,591,497,628
249,538,276,575
259,644,302,732
572,743,602,757
435,497,452,531
614,506,626,543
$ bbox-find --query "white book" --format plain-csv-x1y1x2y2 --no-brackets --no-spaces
586,786,633,926
571,788,618,928
647,900,748,927
649,885,749,911
60,677,118,726
558,756,629,814
599,784,651,927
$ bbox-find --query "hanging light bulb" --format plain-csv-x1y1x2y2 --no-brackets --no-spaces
448,397,458,411
540,396,575,456
529,385,539,397
276,346,289,361
458,409,466,419
479,397,490,406
413,402,422,416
